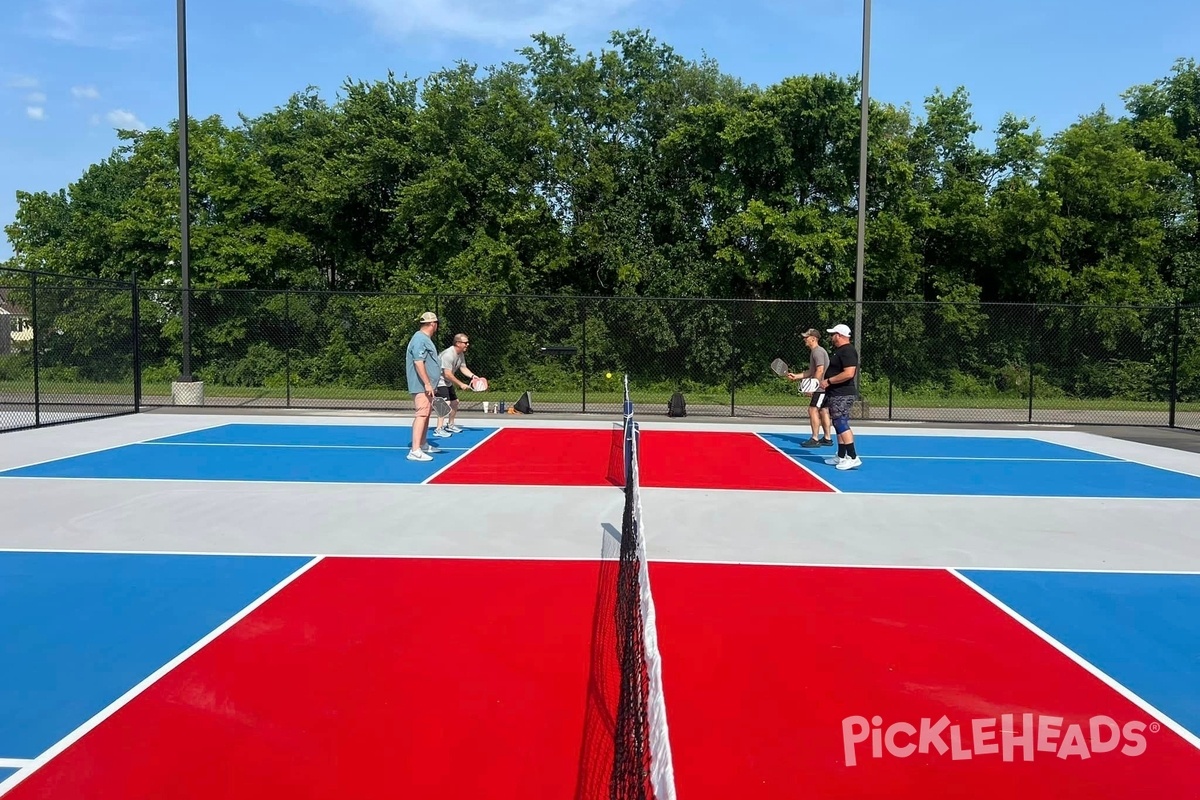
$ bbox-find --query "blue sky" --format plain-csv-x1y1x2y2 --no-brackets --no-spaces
1,0,1196,260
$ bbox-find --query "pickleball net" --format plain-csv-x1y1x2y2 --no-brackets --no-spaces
611,375,676,800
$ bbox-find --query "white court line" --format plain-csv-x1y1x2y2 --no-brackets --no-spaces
0,760,31,770
422,427,506,485
949,568,1200,752
3,473,1196,500
647,485,1200,501
753,433,841,493
139,441,477,452
0,556,324,798
0,547,609,562
818,455,1120,463
0,419,256,474
0,475,619,489
649,558,1200,576
0,433,165,474
3,547,1200,575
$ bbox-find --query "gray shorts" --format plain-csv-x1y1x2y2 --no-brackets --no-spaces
828,394,855,423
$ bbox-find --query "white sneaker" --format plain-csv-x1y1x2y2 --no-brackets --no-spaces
824,456,843,466
836,456,862,470
423,443,441,454
407,450,432,461
432,428,452,438
446,424,464,434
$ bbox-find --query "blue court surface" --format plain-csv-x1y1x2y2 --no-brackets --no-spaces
2,423,1200,499
960,569,1200,738
0,424,500,485
761,432,1200,498
0,551,310,759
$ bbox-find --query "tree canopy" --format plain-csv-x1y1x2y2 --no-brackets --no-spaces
2,33,1198,409
4,32,1196,308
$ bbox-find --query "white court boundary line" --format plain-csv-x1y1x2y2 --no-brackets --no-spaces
2,473,1197,499
949,568,1200,752
5,548,1200,575
815,455,1120,463
0,760,31,770
0,418,251,474
0,556,324,798
753,432,841,493
141,441,479,452
422,427,505,485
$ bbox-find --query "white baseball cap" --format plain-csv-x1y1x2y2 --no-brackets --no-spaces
827,323,852,337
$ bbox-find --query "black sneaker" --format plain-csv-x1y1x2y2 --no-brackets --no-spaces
801,438,822,448
820,437,834,446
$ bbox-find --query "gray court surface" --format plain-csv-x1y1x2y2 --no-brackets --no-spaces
2,408,1200,573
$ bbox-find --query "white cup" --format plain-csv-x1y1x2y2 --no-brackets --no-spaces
482,401,490,414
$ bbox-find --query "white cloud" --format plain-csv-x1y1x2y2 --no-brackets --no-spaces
6,75,40,90
336,0,641,43
46,2,81,42
71,85,100,100
27,92,47,103
105,109,146,131
26,107,46,120
23,1,156,50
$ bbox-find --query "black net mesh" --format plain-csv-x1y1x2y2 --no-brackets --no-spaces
1,268,137,433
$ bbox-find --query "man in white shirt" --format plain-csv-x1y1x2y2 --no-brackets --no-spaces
433,333,482,437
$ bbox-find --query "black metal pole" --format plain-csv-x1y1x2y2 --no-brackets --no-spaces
1028,306,1037,423
853,0,871,387
1169,300,1181,428
31,273,39,427
581,300,587,413
132,271,141,411
887,315,894,420
729,312,736,417
177,0,193,382
285,289,292,408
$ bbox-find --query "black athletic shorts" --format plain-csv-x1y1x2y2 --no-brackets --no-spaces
435,385,458,402
808,390,827,409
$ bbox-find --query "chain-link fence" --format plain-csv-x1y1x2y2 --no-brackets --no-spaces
0,267,139,433
130,290,1200,429
4,276,1200,432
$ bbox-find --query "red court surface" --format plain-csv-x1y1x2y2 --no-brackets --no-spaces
432,428,832,492
650,562,1200,799
7,559,1196,800
3,558,613,800
432,427,624,486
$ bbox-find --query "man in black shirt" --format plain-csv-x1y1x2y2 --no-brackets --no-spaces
819,324,861,470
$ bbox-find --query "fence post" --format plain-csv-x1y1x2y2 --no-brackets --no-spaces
886,314,894,420
1169,299,1181,428
132,271,141,411
1027,305,1037,423
729,312,737,417
285,289,292,408
31,273,39,427
581,299,587,413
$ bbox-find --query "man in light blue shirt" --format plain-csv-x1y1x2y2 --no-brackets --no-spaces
405,311,443,461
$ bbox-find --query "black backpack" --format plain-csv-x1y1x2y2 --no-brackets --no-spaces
667,391,686,418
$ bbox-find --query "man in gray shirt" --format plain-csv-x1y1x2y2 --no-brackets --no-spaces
787,328,833,448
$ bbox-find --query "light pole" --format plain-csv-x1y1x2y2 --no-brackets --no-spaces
854,0,871,376
176,0,192,382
